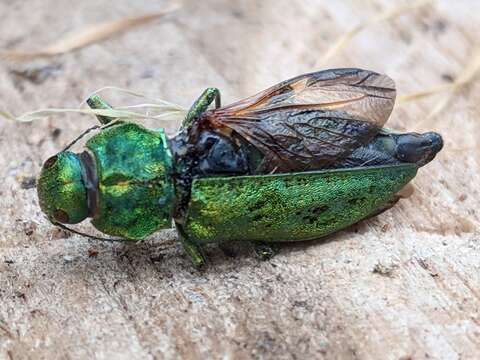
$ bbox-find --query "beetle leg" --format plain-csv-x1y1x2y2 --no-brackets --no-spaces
87,94,116,125
253,242,278,260
182,87,221,129
176,224,206,267
182,239,206,267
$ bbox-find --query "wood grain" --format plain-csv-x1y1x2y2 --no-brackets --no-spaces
0,1,478,359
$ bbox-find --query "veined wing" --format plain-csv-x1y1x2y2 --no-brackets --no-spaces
203,68,396,172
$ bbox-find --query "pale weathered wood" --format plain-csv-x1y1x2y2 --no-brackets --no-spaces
0,1,479,359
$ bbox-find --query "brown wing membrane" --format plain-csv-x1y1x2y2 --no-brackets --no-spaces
203,68,396,172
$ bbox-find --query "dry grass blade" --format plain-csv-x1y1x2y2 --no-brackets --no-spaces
82,86,186,110
424,47,480,120
397,84,452,103
405,46,480,130
0,86,188,123
315,0,432,67
0,107,187,123
0,3,180,62
399,47,480,106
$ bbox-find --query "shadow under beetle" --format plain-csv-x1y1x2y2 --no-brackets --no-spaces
37,68,443,266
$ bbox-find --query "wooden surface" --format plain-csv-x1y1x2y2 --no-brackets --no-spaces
0,1,479,359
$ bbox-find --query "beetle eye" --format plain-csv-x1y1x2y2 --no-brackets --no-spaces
44,155,58,169
53,209,69,223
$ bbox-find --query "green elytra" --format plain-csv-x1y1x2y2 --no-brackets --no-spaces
38,88,419,266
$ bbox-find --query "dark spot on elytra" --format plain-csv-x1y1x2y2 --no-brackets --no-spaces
252,213,264,222
311,204,329,215
298,205,330,224
302,214,317,224
348,197,367,205
250,200,267,211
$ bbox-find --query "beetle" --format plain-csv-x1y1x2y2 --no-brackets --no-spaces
37,68,443,266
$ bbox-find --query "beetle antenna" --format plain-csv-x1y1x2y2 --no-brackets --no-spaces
53,222,127,243
62,119,121,152
62,125,100,151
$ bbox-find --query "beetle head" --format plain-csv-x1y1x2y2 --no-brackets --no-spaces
37,151,89,224
395,132,443,167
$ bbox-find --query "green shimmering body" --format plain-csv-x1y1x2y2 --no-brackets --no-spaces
86,123,173,239
184,164,417,244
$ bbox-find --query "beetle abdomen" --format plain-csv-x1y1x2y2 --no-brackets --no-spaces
184,164,417,244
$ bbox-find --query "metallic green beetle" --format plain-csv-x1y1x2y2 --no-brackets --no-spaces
37,69,443,266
